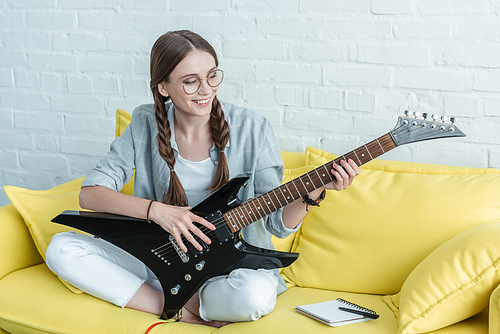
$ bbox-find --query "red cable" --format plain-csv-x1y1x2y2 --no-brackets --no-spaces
144,321,167,334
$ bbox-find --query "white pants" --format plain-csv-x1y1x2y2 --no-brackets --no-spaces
46,232,277,322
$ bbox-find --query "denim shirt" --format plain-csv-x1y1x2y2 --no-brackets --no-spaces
82,101,299,294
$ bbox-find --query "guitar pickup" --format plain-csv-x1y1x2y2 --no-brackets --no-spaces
206,210,234,244
186,234,209,257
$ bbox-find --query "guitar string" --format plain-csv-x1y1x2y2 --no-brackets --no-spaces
154,170,338,265
153,215,226,257
153,189,304,263
152,209,265,264
154,123,444,263
154,167,343,264
158,145,392,265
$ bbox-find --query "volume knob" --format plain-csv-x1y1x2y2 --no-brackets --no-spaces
195,260,206,271
170,284,181,295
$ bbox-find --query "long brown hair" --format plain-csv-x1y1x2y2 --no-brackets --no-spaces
150,30,230,206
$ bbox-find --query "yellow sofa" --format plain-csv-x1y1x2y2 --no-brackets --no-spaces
2,110,500,334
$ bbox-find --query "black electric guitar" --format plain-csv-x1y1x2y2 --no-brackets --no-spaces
52,112,465,318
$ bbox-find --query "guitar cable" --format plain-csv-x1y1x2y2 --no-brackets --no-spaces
144,310,181,334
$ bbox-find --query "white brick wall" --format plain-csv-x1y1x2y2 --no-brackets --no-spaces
1,0,500,207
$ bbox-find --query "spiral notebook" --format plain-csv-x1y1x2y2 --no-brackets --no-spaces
295,298,379,327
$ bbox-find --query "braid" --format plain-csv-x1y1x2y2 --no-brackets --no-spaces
149,30,226,204
153,89,188,206
208,96,230,191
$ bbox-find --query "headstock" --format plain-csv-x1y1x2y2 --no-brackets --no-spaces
390,110,466,146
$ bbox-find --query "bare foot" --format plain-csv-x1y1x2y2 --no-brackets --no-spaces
178,307,231,328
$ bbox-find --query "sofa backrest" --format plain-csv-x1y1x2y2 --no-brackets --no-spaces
280,147,500,295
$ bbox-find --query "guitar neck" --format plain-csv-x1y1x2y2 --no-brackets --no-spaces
223,133,396,233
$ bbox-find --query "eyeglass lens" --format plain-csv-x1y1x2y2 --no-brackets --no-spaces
184,70,224,95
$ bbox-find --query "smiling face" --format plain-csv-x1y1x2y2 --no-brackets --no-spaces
158,49,219,121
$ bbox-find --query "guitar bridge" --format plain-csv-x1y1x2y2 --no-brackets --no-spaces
169,235,189,263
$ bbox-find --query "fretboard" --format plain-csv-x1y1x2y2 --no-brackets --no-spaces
223,133,397,233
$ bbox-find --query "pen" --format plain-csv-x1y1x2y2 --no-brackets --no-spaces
338,307,379,319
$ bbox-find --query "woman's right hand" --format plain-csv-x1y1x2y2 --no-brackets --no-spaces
149,201,215,253
79,186,213,253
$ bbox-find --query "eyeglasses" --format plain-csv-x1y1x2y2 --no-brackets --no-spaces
169,69,224,95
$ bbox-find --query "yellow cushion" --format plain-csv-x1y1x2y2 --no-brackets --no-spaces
384,221,500,334
3,180,89,294
280,151,306,170
283,147,500,295
115,108,132,137
3,180,87,260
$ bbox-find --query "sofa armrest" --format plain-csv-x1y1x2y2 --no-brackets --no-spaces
0,204,43,280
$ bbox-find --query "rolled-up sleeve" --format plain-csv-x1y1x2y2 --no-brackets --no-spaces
254,120,301,239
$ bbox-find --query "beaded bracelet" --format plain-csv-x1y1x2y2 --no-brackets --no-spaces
302,189,326,211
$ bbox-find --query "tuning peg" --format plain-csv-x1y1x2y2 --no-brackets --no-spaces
432,114,440,121
405,110,413,117
413,111,421,118
422,113,428,120
441,116,448,122
450,117,456,124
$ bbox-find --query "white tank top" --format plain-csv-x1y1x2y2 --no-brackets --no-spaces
175,155,216,207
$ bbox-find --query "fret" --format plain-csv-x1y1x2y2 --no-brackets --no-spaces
273,188,287,207
279,185,291,204
303,173,316,192
311,170,324,190
295,176,309,194
224,211,239,232
243,202,259,222
265,193,277,211
376,138,385,154
320,164,334,183
347,152,360,164
250,199,265,220
364,144,374,160
368,139,387,160
231,210,244,231
291,182,302,200
259,197,272,216
229,211,241,231
313,167,330,188
235,206,251,227
288,184,298,200
283,183,297,202
259,195,272,215
289,180,302,199
352,150,362,166
313,169,322,187
354,147,371,165
228,207,242,230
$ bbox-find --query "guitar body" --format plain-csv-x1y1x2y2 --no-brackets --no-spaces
52,177,299,318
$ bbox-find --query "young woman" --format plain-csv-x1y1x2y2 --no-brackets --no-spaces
46,30,360,327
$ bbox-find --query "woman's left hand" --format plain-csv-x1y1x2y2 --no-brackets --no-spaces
324,159,361,191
